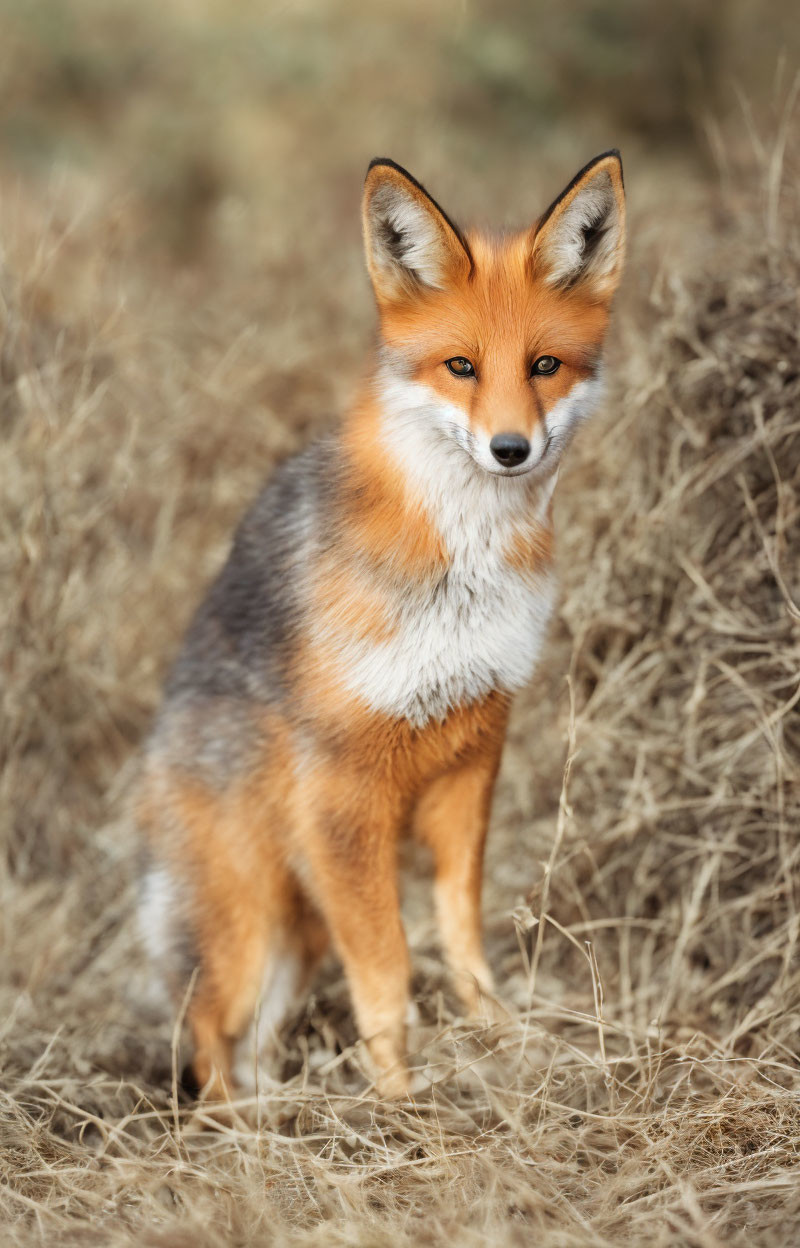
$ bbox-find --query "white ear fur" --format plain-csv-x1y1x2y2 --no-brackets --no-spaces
535,156,625,294
369,183,449,290
363,163,470,301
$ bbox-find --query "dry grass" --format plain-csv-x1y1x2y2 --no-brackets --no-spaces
2,4,800,1244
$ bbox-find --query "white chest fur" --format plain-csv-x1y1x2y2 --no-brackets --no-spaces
337,535,555,727
327,378,559,727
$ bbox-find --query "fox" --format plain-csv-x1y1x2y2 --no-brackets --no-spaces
136,151,626,1101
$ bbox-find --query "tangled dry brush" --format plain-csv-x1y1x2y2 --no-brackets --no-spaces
1,160,799,1245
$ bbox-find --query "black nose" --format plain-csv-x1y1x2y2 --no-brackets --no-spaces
490,432,530,467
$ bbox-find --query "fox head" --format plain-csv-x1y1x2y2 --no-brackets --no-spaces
362,153,625,482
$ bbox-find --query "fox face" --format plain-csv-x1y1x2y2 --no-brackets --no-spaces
363,154,625,483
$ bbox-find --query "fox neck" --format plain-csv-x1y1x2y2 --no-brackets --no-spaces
339,364,555,584
329,369,557,726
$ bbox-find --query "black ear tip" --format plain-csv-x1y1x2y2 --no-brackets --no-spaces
599,148,624,185
593,148,622,171
366,156,406,181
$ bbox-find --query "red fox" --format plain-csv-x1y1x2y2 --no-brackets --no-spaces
137,152,626,1100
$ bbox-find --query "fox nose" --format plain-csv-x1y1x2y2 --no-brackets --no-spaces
490,432,530,467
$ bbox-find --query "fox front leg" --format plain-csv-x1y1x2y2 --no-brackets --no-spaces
293,772,412,1097
415,754,506,1022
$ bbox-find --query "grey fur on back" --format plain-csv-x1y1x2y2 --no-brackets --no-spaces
146,439,337,784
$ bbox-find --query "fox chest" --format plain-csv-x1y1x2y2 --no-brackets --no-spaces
326,557,556,729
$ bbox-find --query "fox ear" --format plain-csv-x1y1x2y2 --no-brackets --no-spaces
531,151,625,297
363,159,472,303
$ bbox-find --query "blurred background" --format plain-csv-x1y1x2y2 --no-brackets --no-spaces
4,0,799,265
2,0,797,431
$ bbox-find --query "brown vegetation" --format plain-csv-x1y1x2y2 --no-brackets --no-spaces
1,3,799,1244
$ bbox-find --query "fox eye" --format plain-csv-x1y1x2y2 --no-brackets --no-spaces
445,357,476,377
532,355,561,376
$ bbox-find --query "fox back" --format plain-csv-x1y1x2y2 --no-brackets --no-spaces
137,152,626,1101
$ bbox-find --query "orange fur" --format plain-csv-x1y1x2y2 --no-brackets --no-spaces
138,152,625,1100
339,405,449,578
505,521,555,571
310,551,396,644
